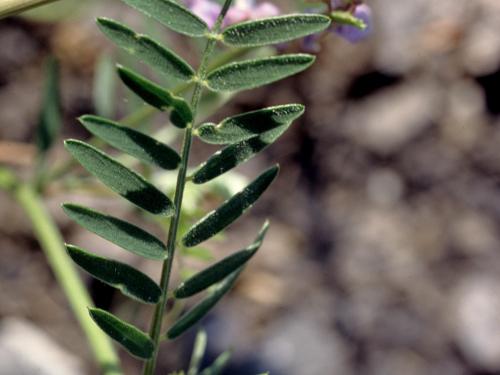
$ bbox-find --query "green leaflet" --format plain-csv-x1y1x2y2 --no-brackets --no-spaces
330,10,367,29
89,308,155,359
183,166,279,247
36,57,61,154
188,330,208,375
175,221,269,298
192,123,291,184
117,65,193,128
222,14,331,47
93,54,116,118
79,115,181,170
122,0,209,37
199,351,231,375
167,269,242,339
62,203,167,260
197,104,304,145
66,245,161,304
65,140,173,216
97,18,195,82
206,54,315,92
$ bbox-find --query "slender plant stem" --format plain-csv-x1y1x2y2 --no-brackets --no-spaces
0,0,60,18
0,168,122,375
141,2,234,374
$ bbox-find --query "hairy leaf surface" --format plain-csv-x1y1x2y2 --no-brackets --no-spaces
167,269,242,339
193,123,291,184
175,221,269,298
89,308,155,359
97,18,194,81
206,54,315,92
122,0,209,37
183,166,279,247
65,140,173,215
79,115,181,170
117,65,193,128
66,245,161,303
222,14,330,47
62,204,167,260
197,104,304,145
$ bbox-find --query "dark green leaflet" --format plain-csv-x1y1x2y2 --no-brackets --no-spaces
36,57,61,154
175,221,269,298
65,140,173,216
62,204,167,260
196,104,304,145
89,308,155,359
183,166,279,247
117,65,193,128
206,54,315,92
192,123,290,184
79,115,181,170
167,269,242,339
121,0,209,37
66,245,161,304
97,18,195,82
222,14,331,47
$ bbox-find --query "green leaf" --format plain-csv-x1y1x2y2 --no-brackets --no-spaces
66,244,161,304
79,115,181,170
121,0,209,37
117,65,193,128
183,166,279,247
167,269,242,339
197,104,304,145
188,330,208,375
222,14,330,47
97,18,195,82
64,140,173,216
36,57,61,154
199,351,231,375
192,123,291,184
206,54,315,92
93,54,116,118
89,308,155,359
330,10,367,29
62,204,167,260
175,221,269,298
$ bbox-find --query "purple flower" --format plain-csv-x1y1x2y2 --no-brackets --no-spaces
185,0,280,28
333,4,373,43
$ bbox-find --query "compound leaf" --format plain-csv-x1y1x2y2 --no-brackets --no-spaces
117,65,193,128
97,18,194,82
206,54,315,92
66,244,161,304
197,104,304,145
122,0,209,37
89,308,154,359
65,140,173,216
62,203,167,260
222,14,330,47
192,123,291,184
167,269,242,339
79,115,181,170
183,166,279,247
175,221,269,298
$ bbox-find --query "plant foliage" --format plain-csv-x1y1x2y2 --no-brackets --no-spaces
62,0,328,373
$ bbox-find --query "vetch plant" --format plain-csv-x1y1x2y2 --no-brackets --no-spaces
61,0,331,373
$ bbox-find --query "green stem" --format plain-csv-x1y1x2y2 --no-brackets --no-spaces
0,168,122,375
0,0,60,18
141,2,234,374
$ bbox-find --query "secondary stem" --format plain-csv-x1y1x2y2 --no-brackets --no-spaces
0,168,122,375
142,2,234,374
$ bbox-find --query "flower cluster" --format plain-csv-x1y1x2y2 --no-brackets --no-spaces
185,0,279,28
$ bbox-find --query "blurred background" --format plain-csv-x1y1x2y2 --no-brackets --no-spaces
2,0,500,374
